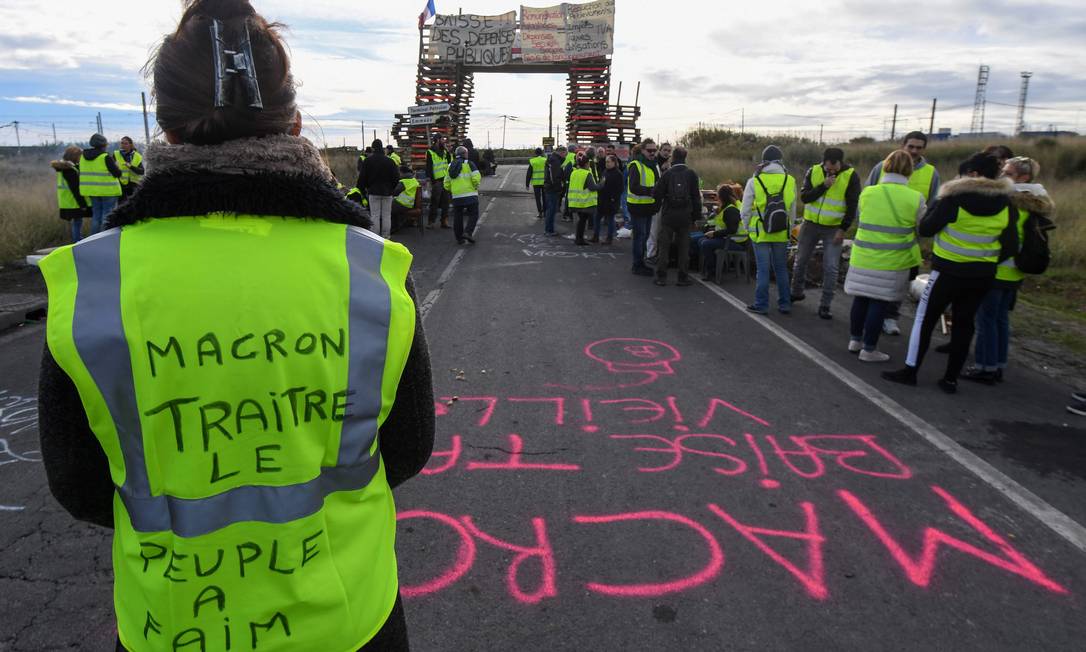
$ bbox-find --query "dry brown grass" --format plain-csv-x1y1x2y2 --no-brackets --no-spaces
0,153,67,264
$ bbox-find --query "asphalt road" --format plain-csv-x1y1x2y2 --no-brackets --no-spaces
2,167,1085,651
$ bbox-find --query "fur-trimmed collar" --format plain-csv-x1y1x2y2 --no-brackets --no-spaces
143,134,335,181
936,175,1014,200
1012,188,1055,215
109,135,369,228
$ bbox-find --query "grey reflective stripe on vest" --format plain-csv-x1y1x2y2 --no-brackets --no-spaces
934,233,1000,257
340,226,389,465
857,221,914,235
999,258,1017,267
71,225,390,537
943,225,998,244
852,238,917,250
81,171,118,186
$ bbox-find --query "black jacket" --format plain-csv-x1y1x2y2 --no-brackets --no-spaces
543,152,567,193
82,147,122,178
357,151,401,196
652,163,702,224
919,176,1019,278
799,163,861,231
598,167,623,215
41,146,436,528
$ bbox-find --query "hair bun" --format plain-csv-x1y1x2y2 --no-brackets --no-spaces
184,0,255,20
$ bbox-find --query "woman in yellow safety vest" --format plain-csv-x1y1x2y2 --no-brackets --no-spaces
115,136,146,199
50,145,92,242
36,1,434,650
843,151,925,363
883,152,1019,394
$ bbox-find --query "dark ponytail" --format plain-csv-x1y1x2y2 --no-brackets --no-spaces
149,0,297,145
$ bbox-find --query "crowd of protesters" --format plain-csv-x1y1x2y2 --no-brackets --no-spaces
517,131,1077,409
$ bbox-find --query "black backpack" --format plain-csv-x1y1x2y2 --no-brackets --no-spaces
1015,211,1055,274
665,166,693,213
755,174,790,233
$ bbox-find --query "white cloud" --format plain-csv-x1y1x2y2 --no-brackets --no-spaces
3,95,143,112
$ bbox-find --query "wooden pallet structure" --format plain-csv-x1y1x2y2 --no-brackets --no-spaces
564,62,640,146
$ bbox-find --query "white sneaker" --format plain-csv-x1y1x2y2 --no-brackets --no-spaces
859,349,891,363
848,340,863,353
882,318,901,335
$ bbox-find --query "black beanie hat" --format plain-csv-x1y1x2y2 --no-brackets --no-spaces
761,145,783,162
89,133,107,148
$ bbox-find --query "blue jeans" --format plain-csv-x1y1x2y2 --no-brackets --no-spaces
631,213,653,270
544,191,560,234
70,218,84,242
697,236,744,274
850,296,889,350
974,285,1016,370
593,211,616,240
752,241,791,311
90,196,117,234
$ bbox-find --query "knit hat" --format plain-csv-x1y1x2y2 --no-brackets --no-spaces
761,145,783,162
89,133,107,148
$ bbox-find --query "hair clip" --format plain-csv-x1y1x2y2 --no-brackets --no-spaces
210,18,263,110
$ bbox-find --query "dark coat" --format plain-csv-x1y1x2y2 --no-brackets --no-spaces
543,152,567,193
357,151,401,196
598,166,623,215
919,176,1019,278
41,147,436,529
652,163,702,224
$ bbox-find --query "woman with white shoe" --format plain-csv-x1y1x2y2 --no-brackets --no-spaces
843,150,925,362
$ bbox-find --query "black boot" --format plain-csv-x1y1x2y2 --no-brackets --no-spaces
882,366,918,386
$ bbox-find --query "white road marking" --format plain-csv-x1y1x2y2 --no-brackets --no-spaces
419,167,513,323
697,277,1086,555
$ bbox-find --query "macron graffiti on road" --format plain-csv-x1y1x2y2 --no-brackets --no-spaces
400,339,1072,605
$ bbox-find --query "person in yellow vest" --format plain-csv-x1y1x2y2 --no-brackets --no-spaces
843,151,926,362
883,152,1018,393
525,147,547,218
426,133,452,229
568,154,602,245
50,145,92,242
115,136,146,200
444,145,482,244
80,132,124,234
961,156,1054,384
37,2,434,650
694,183,745,279
385,144,401,167
391,165,422,231
627,139,660,276
791,147,861,319
867,131,941,335
741,145,797,314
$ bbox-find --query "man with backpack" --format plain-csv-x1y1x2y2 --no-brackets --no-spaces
741,145,798,314
651,146,702,286
961,156,1054,384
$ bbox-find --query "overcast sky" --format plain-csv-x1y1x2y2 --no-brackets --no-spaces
2,0,1084,148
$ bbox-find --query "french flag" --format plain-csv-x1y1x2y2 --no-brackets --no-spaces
418,0,436,28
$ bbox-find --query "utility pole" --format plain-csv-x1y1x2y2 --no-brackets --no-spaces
96,112,103,135
52,123,57,144
13,121,21,153
740,108,744,134
970,65,990,134
361,120,365,146
1015,71,1033,136
929,98,937,135
499,114,517,155
818,123,824,144
141,92,152,147
890,104,898,141
548,95,553,140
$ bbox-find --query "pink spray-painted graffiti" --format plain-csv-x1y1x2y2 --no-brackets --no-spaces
406,338,1072,605
546,338,682,392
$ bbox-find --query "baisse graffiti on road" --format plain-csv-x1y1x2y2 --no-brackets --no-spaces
0,389,42,512
398,340,1072,606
